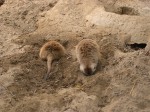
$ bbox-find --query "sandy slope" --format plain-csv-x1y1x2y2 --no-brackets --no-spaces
0,0,150,112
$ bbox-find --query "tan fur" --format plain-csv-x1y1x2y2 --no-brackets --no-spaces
39,40,66,80
75,39,100,76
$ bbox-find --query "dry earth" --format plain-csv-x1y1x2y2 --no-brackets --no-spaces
0,0,150,112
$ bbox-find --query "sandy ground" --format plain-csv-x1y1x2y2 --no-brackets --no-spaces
0,0,150,112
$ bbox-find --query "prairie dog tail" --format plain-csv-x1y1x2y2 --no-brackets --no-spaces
43,54,53,80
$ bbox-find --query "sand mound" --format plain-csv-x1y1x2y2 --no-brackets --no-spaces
0,0,150,112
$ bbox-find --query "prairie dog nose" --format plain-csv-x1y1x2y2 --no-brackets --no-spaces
84,67,93,76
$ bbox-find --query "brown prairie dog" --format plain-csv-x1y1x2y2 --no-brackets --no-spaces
39,40,66,80
75,39,100,76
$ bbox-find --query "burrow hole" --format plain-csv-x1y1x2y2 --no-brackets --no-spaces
126,43,147,50
105,6,139,16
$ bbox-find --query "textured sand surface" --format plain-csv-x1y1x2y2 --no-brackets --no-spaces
0,0,150,112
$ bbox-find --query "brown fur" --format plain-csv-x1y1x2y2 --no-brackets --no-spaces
39,40,66,80
75,39,100,75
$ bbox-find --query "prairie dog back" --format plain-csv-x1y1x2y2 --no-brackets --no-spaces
39,40,66,80
39,40,66,60
76,39,100,76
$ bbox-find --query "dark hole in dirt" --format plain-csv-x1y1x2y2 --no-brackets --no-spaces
104,6,139,16
0,0,5,6
126,43,147,50
120,7,139,15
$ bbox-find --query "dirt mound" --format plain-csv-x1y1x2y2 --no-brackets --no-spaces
0,0,150,112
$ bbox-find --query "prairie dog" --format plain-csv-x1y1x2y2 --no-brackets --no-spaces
75,39,100,76
39,40,66,80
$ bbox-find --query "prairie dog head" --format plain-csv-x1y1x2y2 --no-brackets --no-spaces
75,39,100,76
76,39,100,76
79,59,98,76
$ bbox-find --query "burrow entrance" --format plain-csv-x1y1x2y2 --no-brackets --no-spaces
126,43,147,50
104,6,139,16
